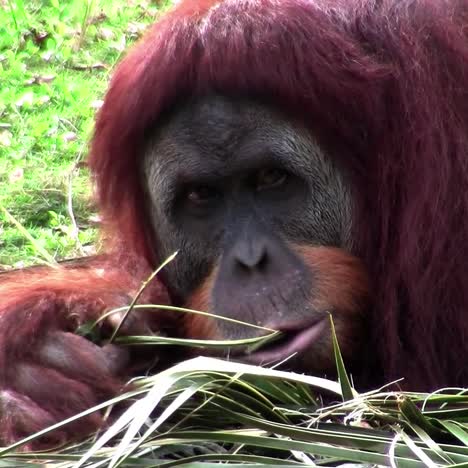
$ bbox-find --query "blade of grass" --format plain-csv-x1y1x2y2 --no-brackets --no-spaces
1,206,57,265
329,314,353,401
438,421,468,446
109,251,178,343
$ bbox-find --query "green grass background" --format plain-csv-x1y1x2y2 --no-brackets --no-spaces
0,0,171,269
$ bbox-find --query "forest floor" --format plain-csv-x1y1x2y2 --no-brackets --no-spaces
0,0,171,269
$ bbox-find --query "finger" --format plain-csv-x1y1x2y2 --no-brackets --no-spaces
0,389,59,447
15,363,99,410
0,386,102,450
38,331,129,383
106,308,155,336
101,343,131,374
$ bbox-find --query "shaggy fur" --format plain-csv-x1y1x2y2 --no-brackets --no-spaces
1,0,468,448
90,0,468,390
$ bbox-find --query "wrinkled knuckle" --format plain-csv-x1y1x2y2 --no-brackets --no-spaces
106,309,153,336
0,389,26,413
101,344,131,375
38,331,124,378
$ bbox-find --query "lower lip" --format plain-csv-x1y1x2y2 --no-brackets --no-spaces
243,318,328,365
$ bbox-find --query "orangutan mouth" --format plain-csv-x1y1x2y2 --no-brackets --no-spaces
242,318,328,365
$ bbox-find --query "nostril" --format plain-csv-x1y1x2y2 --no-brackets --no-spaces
256,251,268,272
236,261,251,274
234,245,269,271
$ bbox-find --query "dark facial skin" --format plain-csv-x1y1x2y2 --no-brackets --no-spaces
142,95,364,370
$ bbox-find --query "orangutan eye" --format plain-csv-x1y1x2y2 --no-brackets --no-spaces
186,186,220,204
256,168,288,191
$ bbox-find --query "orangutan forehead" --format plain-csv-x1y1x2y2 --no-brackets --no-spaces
142,95,334,197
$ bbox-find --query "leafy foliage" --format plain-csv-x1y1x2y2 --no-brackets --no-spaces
0,0,171,268
1,356,467,467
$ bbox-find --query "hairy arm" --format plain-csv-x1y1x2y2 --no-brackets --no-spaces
0,258,169,449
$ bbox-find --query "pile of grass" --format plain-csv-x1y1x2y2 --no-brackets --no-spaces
1,319,467,467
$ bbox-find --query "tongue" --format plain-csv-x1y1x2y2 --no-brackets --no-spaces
243,318,327,365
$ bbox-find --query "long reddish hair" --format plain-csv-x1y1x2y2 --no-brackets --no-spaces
89,0,468,390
